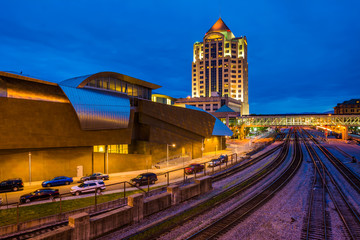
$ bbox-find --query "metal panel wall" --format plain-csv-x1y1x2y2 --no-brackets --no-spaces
59,85,130,130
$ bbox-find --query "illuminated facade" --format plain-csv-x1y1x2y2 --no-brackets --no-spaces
334,99,360,114
151,93,177,105
0,71,231,181
191,18,249,115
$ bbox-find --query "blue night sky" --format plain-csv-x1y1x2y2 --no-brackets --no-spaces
1,0,359,114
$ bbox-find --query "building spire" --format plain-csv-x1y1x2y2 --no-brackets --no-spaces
206,17,231,34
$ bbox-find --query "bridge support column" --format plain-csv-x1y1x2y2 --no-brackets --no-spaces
226,115,229,127
342,126,348,140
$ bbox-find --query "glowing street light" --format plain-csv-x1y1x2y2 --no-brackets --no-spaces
167,144,176,168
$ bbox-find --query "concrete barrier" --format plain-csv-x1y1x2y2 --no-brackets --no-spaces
90,206,133,238
144,192,171,216
179,183,201,202
195,176,213,194
127,193,144,222
18,180,213,239
167,185,180,205
0,198,125,237
69,213,90,240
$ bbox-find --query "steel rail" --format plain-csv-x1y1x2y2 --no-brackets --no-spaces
300,129,328,240
123,131,293,240
186,128,303,240
303,129,360,194
304,129,360,239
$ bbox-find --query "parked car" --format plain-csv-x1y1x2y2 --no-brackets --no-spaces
218,154,228,163
0,179,24,192
71,180,105,196
185,164,204,175
42,176,73,187
20,189,59,204
131,173,158,187
79,173,109,182
208,159,221,167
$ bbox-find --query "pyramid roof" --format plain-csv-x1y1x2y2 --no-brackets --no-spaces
207,18,231,33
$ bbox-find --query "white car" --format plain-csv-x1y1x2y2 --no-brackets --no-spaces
70,180,105,196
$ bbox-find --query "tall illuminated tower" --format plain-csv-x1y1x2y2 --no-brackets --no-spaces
192,18,249,115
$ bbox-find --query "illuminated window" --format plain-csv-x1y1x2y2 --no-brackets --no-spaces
94,145,128,154
109,144,128,154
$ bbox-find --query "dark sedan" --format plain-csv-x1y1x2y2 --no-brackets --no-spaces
42,176,73,187
185,163,204,175
20,189,59,204
79,173,109,182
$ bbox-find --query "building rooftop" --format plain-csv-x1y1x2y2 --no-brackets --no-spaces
336,99,360,106
215,105,236,113
206,18,231,34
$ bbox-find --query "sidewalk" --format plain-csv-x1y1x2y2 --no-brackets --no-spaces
21,136,270,188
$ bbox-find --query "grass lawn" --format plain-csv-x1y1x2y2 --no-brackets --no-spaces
0,187,161,227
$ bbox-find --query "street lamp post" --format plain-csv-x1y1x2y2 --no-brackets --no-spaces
28,152,32,186
166,144,176,168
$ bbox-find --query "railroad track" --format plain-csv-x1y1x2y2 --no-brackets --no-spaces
185,128,303,240
212,142,283,182
301,130,330,240
1,134,288,240
303,129,360,194
303,128,360,239
124,130,293,240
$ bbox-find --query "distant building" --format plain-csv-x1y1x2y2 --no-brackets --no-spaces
191,18,249,115
175,95,241,113
151,93,176,105
0,71,232,182
334,99,360,114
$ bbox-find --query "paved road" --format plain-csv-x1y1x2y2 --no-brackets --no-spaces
0,149,242,206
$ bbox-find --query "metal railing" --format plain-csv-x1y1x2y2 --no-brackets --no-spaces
0,152,240,232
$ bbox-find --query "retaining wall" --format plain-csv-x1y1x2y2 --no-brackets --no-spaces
90,206,133,238
144,192,171,217
20,177,213,239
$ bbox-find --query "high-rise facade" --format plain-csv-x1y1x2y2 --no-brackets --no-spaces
191,18,249,115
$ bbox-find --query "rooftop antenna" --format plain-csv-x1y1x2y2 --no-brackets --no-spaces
219,0,221,18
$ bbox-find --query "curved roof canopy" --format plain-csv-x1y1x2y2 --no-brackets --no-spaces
59,71,161,90
59,85,130,130
185,105,233,136
207,18,231,34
